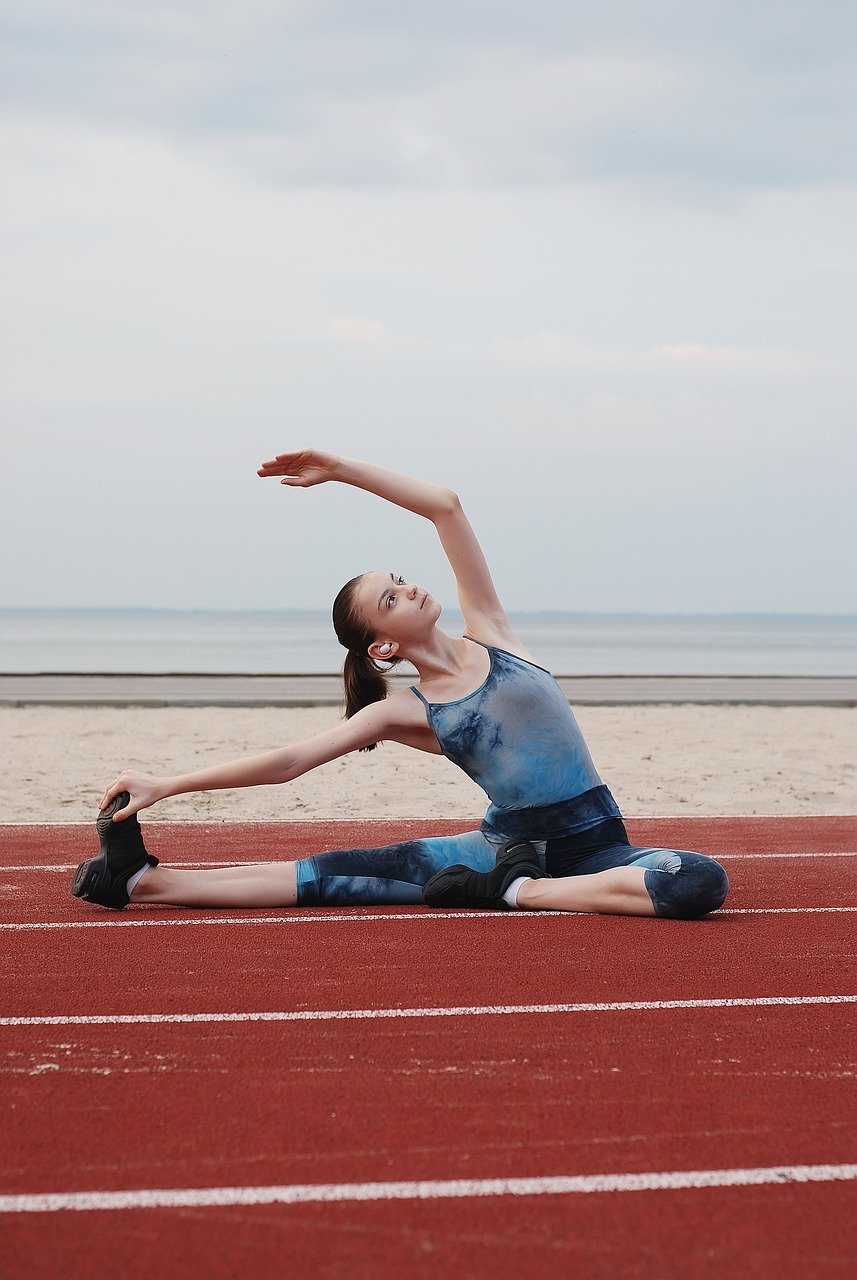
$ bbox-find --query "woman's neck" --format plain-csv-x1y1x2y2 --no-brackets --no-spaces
404,629,473,682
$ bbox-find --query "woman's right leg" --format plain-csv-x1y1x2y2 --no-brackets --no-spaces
130,829,496,909
131,862,298,908
295,830,497,906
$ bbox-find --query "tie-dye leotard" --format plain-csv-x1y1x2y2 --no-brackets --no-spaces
294,637,728,917
410,637,620,842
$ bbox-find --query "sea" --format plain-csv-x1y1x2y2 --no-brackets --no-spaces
0,609,854,676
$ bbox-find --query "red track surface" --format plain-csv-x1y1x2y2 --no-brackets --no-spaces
2,816,856,1279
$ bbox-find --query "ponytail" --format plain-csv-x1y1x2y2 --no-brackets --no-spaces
332,573,401,753
342,648,400,752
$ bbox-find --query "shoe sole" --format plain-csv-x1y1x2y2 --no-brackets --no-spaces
71,792,128,905
71,855,110,902
95,792,127,847
423,864,473,907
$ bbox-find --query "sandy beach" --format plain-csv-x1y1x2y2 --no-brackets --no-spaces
1,703,853,823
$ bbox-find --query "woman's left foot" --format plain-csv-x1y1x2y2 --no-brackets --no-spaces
71,792,159,911
423,840,547,909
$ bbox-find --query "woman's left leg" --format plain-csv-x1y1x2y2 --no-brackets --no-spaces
516,865,653,915
517,843,729,919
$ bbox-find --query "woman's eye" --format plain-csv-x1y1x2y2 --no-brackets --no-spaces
386,594,395,607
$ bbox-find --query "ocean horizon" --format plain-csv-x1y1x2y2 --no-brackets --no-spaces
1,608,854,677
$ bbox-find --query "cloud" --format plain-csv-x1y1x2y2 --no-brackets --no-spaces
1,10,854,611
2,1,855,196
304,315,395,346
486,333,847,382
294,317,848,386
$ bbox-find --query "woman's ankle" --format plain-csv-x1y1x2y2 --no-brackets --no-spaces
129,865,164,901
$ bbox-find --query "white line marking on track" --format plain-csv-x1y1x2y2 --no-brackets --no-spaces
0,912,552,931
2,994,855,1028
2,905,856,931
3,814,847,826
3,851,855,872
717,851,856,858
2,1163,856,1213
0,863,269,872
724,907,857,914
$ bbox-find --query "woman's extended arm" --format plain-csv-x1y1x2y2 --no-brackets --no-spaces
99,694,417,822
258,449,510,632
258,449,454,518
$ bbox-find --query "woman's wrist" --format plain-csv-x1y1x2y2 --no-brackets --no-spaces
158,775,185,801
332,455,365,486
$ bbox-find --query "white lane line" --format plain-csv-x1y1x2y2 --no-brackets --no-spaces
2,1163,856,1213
0,865,268,875
3,994,855,1028
3,850,855,872
0,819,449,829
1,905,856,932
0,865,277,875
2,814,845,826
721,851,857,858
724,907,857,914
0,912,554,931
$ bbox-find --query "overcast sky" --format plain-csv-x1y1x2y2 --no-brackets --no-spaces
1,1,855,614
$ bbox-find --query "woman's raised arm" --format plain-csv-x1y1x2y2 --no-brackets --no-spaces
258,449,510,633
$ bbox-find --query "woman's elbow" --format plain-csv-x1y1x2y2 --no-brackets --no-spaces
279,758,304,785
436,487,460,516
266,747,301,786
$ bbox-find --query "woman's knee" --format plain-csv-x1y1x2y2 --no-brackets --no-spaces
645,853,729,920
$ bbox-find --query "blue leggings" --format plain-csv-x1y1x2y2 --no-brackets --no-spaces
295,818,729,919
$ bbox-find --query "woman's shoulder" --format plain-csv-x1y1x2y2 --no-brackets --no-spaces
461,625,543,669
349,684,422,727
381,686,445,753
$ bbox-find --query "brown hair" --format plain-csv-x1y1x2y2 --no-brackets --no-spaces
332,575,401,752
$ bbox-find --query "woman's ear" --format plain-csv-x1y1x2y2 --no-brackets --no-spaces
368,639,398,662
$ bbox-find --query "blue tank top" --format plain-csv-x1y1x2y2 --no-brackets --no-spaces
411,638,615,833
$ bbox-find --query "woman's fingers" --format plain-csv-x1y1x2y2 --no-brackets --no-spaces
99,779,123,810
112,796,137,823
257,450,336,485
257,465,307,482
99,773,145,821
257,450,309,473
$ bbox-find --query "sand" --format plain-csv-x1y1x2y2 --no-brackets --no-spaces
1,704,854,823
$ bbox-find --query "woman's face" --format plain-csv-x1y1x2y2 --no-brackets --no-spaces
356,571,441,653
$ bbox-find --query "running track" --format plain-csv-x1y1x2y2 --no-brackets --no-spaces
2,816,855,1279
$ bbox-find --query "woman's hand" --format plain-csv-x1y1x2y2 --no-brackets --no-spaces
257,449,342,487
99,771,169,822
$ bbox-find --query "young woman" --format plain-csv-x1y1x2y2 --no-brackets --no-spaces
72,450,729,919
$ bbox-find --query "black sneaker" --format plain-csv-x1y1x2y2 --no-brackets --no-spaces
423,840,547,909
71,792,159,910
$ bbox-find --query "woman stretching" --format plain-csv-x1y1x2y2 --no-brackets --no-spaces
72,450,729,919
